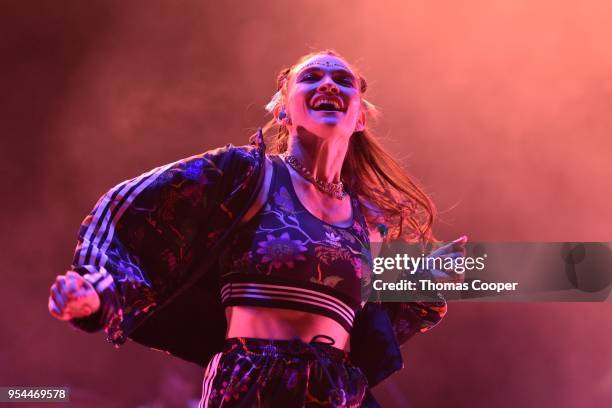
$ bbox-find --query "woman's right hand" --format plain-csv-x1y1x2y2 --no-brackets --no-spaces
423,235,468,283
48,271,101,321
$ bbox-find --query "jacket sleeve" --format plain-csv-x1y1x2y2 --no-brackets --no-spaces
350,218,448,387
361,210,448,347
376,233,448,346
350,297,447,387
67,144,256,343
379,295,447,345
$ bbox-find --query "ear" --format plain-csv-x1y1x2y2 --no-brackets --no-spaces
355,108,366,132
274,104,291,126
273,105,286,125
273,104,282,123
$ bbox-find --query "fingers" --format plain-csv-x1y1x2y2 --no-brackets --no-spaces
51,286,65,309
55,274,72,295
49,278,70,320
452,235,468,244
429,236,468,258
427,252,464,270
66,270,83,280
49,271,84,321
50,271,102,321
420,236,469,284
429,251,464,259
48,293,72,321
55,275,66,291
60,271,92,299
448,235,468,252
54,275,75,303
65,271,80,298
452,236,468,255
442,251,465,260
67,274,77,293
48,297,62,318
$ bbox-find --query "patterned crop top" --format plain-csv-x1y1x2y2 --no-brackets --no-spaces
218,155,373,332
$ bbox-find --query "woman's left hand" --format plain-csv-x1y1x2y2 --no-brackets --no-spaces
420,235,468,283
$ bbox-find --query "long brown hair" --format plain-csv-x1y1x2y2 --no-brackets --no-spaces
262,50,437,244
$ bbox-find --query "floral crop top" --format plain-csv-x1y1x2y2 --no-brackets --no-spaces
218,155,373,332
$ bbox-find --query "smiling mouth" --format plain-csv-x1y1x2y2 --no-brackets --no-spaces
310,96,344,112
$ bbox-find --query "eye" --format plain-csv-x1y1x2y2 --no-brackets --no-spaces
300,73,319,82
338,77,355,87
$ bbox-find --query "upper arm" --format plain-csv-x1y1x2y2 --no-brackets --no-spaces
69,144,255,335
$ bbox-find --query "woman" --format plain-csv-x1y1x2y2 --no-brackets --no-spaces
49,50,466,407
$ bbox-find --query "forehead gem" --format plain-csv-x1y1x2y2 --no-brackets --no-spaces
303,60,348,69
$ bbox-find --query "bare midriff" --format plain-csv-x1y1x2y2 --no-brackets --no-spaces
225,305,351,351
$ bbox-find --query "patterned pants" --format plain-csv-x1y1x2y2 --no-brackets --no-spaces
198,336,369,408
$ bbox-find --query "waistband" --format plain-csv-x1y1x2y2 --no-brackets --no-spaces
223,335,349,363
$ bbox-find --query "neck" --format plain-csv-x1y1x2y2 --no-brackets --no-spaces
286,127,350,184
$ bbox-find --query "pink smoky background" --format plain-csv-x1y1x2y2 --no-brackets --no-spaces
1,1,611,407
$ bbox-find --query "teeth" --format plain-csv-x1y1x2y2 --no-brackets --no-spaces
313,98,341,110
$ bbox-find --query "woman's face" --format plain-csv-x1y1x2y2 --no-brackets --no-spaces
283,54,364,138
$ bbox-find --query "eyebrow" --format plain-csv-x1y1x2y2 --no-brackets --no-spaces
296,66,356,81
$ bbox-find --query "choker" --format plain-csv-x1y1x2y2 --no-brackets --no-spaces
279,153,347,200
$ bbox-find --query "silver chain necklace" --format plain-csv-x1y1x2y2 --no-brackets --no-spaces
279,153,347,200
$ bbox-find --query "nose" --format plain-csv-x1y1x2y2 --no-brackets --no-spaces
317,80,339,95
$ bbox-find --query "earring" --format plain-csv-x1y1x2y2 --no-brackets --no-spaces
277,109,290,126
